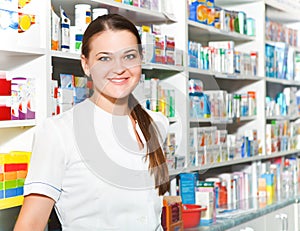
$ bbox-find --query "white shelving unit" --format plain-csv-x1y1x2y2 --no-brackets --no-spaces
2,0,300,229
188,20,255,43
0,120,36,129
1,0,298,182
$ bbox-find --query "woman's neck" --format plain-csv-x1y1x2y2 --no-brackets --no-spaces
90,93,130,116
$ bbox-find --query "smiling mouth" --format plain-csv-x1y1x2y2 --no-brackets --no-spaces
109,77,129,83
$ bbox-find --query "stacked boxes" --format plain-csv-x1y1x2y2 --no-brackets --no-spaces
0,71,36,121
162,196,183,231
51,73,92,115
0,72,11,121
0,151,31,209
188,0,255,36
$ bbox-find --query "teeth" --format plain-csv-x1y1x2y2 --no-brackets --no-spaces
110,78,127,83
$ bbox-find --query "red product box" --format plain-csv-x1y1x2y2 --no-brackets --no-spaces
0,105,11,121
0,78,11,96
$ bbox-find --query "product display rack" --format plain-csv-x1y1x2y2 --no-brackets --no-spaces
188,19,255,43
2,0,300,230
0,120,36,129
266,77,300,86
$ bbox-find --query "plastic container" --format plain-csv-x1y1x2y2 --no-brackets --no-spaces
182,204,207,228
75,4,91,30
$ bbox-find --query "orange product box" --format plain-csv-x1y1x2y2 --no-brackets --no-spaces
17,170,27,179
4,171,17,181
197,4,208,24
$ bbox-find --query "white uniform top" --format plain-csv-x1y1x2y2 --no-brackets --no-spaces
24,99,169,231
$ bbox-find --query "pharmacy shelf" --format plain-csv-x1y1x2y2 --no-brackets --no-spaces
188,67,263,81
266,115,300,121
264,149,300,159
0,196,24,210
265,77,300,86
169,168,185,177
265,0,300,15
265,0,300,22
142,63,184,72
0,47,45,56
190,118,232,124
0,120,36,129
240,116,257,121
0,47,45,70
93,0,176,23
214,73,263,81
188,20,255,44
188,67,215,76
190,116,256,124
51,50,80,60
52,0,175,25
51,51,184,72
215,0,260,6
169,149,300,176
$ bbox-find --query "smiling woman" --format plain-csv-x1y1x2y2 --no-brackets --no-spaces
14,14,170,231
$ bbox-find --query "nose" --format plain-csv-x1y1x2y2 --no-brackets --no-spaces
112,58,126,74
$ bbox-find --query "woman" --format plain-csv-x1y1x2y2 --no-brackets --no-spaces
14,14,170,231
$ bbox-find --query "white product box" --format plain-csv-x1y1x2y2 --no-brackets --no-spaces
57,88,74,104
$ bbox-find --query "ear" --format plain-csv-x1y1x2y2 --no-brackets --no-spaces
81,55,90,77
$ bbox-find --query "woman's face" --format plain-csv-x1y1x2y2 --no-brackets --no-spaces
81,30,142,100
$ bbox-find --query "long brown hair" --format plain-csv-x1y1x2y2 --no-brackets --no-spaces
82,14,169,195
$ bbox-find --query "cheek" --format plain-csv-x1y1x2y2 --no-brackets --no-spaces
91,76,108,92
130,67,142,84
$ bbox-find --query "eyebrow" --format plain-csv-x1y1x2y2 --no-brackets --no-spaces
95,48,138,56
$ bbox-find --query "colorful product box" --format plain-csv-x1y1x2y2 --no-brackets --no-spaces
122,0,133,5
150,0,160,11
11,77,27,120
26,78,35,119
60,73,74,89
57,88,74,104
0,151,31,207
140,0,150,9
141,32,155,63
196,181,216,225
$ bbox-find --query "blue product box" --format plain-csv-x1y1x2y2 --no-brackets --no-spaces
74,87,89,104
5,188,17,198
261,173,274,186
189,1,198,21
16,187,23,196
179,172,197,204
60,73,74,89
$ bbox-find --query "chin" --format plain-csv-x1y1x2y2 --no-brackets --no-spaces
102,91,132,101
